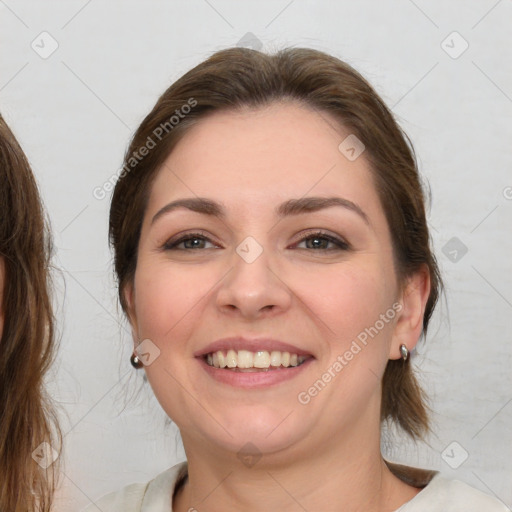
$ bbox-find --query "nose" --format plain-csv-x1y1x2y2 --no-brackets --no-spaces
215,238,292,320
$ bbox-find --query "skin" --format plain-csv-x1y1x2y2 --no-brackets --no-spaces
125,102,430,512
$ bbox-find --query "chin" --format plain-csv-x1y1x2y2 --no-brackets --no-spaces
200,408,306,458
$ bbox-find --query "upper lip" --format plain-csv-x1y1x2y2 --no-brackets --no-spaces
194,337,314,358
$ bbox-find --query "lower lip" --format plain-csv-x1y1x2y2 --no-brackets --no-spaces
197,357,314,388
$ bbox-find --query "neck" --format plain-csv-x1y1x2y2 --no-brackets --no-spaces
173,416,420,511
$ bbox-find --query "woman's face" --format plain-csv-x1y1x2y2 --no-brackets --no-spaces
125,102,424,460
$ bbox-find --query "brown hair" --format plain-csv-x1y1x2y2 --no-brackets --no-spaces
110,47,443,440
0,114,62,511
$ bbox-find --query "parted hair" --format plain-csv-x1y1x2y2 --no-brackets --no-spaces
109,47,443,440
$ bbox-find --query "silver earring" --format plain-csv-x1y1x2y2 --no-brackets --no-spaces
400,344,409,361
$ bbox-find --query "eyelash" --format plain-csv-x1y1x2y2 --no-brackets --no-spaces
163,230,350,252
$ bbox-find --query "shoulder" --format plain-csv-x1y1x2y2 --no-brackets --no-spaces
80,481,148,512
401,473,511,511
79,461,188,512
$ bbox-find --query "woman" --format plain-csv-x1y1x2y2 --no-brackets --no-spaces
84,48,508,511
0,115,62,511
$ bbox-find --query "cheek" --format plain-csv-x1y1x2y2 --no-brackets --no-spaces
292,261,394,343
132,260,215,341
131,262,213,422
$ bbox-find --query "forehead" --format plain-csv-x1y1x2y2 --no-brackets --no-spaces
145,102,385,225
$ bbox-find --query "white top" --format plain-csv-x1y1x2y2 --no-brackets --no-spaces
81,461,510,511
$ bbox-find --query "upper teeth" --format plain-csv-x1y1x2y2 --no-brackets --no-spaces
206,350,307,369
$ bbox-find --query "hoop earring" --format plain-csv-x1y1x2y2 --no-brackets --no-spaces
130,353,143,369
399,344,409,361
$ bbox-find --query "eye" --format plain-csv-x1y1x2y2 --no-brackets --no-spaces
162,230,350,252
293,230,350,251
163,231,219,251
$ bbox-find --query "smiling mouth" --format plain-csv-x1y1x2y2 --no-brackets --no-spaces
203,349,310,372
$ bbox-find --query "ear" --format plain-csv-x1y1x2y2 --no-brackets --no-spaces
389,264,431,360
123,281,139,346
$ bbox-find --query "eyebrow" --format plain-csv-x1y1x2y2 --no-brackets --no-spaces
151,196,370,227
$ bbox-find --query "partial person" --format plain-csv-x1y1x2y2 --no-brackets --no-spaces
0,114,62,512
84,47,509,511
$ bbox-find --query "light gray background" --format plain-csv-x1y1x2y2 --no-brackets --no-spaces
1,1,511,510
